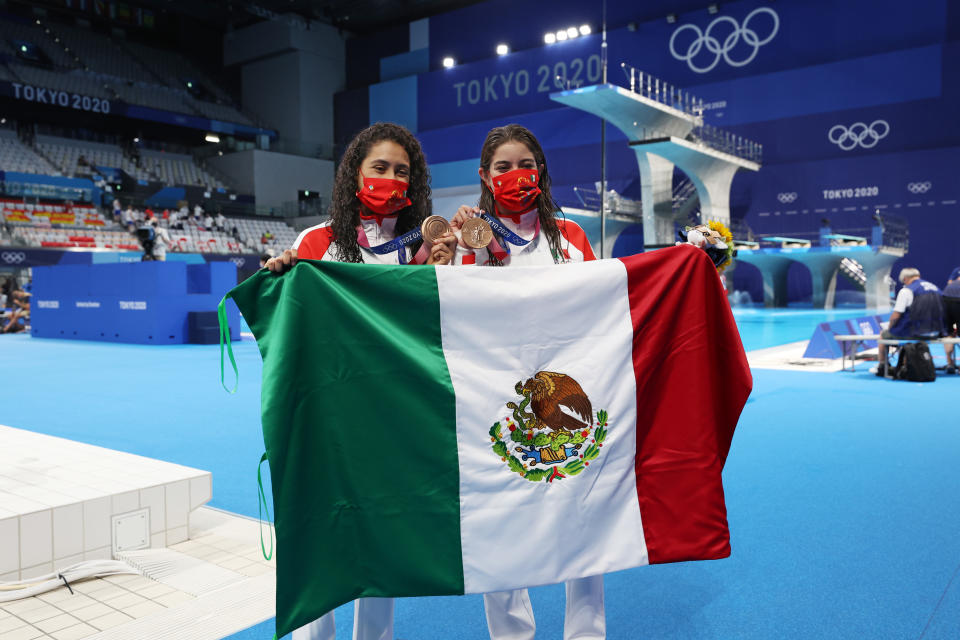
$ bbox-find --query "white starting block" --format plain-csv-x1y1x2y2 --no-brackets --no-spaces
0,425,211,581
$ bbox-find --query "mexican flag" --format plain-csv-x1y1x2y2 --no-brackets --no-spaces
222,245,751,638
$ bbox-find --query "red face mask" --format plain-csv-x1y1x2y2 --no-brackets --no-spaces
356,176,412,216
490,167,541,213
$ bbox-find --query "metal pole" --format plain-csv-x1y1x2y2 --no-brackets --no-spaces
600,0,607,258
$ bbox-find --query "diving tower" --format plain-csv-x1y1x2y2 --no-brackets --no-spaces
550,79,760,248
735,230,907,310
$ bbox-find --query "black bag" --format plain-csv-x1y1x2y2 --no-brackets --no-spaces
894,342,936,382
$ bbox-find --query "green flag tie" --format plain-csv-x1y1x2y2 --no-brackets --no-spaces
258,452,274,562
218,295,238,393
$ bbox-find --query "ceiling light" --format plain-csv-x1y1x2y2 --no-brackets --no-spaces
544,32,556,44
496,43,508,56
579,24,591,35
442,56,455,68
205,134,220,143
556,30,568,41
566,27,579,38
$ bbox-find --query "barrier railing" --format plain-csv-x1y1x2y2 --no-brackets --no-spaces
619,62,762,164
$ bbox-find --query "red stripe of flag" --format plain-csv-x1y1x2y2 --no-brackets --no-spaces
619,246,752,564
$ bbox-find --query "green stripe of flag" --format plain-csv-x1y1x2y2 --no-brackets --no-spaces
229,261,464,636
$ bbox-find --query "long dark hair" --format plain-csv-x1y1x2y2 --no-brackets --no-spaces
478,124,566,264
329,122,431,263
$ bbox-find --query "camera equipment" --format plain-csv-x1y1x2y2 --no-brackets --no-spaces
135,226,156,261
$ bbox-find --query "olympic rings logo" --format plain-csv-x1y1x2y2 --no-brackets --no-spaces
669,8,780,74
230,257,246,267
906,182,932,194
827,120,889,151
777,192,798,203
1,251,26,264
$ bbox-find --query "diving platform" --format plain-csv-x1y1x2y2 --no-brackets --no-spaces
736,244,905,309
551,81,761,248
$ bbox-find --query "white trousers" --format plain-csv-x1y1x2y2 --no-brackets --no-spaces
291,598,394,640
483,575,605,640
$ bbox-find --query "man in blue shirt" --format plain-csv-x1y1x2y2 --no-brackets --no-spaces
877,268,944,376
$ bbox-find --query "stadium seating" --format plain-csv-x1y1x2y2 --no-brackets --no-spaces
51,23,148,80
1,17,255,128
7,63,112,98
34,135,150,181
0,18,77,68
141,150,227,190
1,200,138,249
0,130,57,174
167,217,298,255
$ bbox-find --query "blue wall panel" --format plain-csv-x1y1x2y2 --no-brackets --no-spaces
369,76,418,132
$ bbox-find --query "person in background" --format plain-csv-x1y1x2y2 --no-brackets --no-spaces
2,290,30,334
943,266,960,374
876,267,944,376
194,203,203,220
122,205,135,232
151,219,171,261
259,252,272,269
215,210,226,232
204,213,214,230
112,198,122,223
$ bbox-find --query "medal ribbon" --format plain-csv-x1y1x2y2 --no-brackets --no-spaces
479,212,540,259
356,225,423,265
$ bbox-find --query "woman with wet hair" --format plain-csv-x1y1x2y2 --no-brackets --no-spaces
451,123,595,266
451,124,602,640
266,122,454,270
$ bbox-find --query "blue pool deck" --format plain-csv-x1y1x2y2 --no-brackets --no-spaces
2,307,958,640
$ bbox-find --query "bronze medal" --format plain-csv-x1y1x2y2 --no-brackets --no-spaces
461,217,494,249
421,215,452,244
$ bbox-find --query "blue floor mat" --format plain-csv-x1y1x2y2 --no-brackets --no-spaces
3,312,959,639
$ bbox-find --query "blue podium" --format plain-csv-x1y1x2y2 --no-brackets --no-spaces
31,261,240,344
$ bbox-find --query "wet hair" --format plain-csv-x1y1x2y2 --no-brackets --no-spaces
478,124,566,264
329,122,431,263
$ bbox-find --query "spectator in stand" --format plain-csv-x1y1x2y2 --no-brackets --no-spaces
179,204,189,220
204,213,214,230
215,210,226,232
122,206,135,232
261,230,274,245
162,209,170,222
260,252,272,269
151,219,171,262
943,266,960,374
2,290,29,334
876,268,945,377
145,208,156,224
113,198,122,223
194,203,204,219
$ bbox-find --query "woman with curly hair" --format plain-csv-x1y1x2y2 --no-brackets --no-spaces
450,123,595,266
269,123,453,640
451,125,602,640
265,122,454,271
